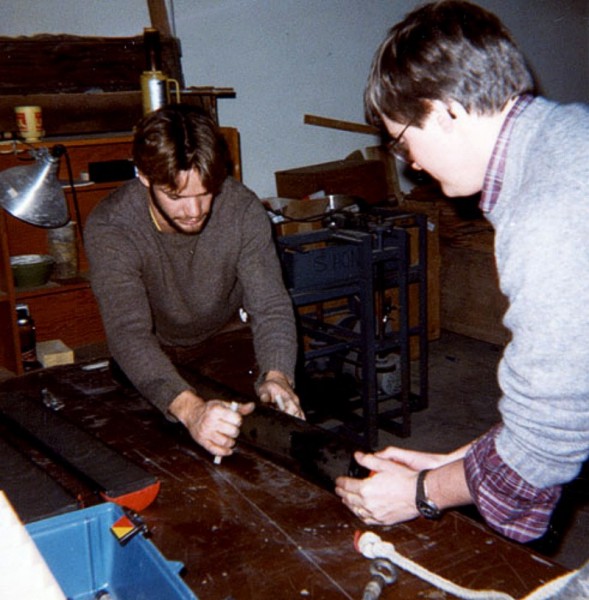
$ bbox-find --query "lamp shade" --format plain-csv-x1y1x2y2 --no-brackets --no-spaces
0,146,69,228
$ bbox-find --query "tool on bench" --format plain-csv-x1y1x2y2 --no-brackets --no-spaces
214,401,240,465
274,393,286,411
362,557,397,600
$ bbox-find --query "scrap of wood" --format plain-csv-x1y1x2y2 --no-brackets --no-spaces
185,86,236,97
304,114,379,135
147,0,173,36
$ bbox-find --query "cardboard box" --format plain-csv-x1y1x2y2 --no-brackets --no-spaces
36,340,74,368
275,159,388,206
441,243,509,345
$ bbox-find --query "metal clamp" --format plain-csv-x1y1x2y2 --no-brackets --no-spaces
362,557,397,600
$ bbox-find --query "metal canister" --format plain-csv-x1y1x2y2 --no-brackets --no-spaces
140,70,180,115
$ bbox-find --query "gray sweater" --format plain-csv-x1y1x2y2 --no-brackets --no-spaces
85,176,297,413
489,97,589,488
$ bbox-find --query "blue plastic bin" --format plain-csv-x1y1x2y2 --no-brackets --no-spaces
26,502,197,600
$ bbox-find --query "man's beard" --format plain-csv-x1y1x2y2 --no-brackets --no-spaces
149,187,210,234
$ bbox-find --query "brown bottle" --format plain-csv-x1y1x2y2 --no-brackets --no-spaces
144,27,162,72
16,303,38,370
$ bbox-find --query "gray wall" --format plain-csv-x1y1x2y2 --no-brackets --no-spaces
1,0,587,197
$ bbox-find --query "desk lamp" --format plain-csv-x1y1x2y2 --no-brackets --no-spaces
0,145,69,227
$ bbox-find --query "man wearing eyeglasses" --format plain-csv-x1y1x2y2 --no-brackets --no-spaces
336,0,589,550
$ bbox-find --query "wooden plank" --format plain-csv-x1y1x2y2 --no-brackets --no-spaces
304,114,379,135
0,34,183,95
0,32,182,136
401,199,441,343
220,126,242,182
0,214,19,374
0,88,234,136
147,0,173,36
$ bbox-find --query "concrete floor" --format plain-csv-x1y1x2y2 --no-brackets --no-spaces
388,330,589,572
386,330,503,454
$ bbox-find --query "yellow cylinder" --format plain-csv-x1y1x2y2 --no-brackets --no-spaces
141,71,181,115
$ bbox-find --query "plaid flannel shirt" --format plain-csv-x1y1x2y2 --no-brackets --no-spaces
464,426,561,542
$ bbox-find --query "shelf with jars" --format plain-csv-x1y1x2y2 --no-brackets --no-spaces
0,134,134,375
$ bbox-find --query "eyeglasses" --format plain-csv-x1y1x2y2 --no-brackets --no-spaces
386,121,412,163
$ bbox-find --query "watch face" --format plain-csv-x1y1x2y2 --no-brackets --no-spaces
417,498,441,520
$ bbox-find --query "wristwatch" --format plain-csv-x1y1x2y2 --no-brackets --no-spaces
415,469,442,520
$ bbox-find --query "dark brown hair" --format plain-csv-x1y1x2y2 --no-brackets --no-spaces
132,104,228,195
365,0,535,129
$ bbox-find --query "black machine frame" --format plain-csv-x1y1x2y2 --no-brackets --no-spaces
277,207,429,449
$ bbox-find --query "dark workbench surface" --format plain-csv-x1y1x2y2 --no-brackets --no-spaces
0,362,567,599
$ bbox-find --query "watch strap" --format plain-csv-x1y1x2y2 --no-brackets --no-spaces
415,469,442,520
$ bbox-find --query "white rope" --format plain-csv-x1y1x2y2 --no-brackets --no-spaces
357,531,578,600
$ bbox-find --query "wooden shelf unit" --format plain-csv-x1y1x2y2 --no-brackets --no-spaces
0,128,241,375
0,134,134,375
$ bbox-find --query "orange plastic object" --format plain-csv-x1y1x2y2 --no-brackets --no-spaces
101,480,161,512
353,529,364,552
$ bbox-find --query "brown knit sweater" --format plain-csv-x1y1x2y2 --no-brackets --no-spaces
85,177,297,413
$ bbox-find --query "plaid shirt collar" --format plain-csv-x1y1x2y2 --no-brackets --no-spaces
479,94,534,213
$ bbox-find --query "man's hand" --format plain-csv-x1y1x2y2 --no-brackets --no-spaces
257,370,304,419
335,446,471,525
168,390,255,458
335,451,422,525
